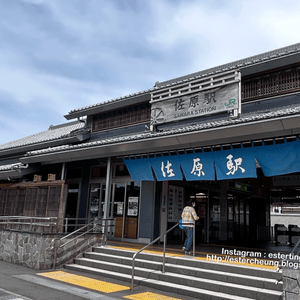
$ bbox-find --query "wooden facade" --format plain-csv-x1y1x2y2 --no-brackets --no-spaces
92,102,151,132
0,180,67,232
242,64,300,102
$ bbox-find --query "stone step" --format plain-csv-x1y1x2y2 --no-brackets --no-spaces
71,257,283,299
65,246,283,299
65,263,283,300
83,251,282,291
93,246,282,280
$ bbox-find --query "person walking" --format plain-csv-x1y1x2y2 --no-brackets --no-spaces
181,200,199,255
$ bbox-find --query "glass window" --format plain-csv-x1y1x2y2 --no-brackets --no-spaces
115,164,130,177
88,183,102,219
91,166,107,179
67,168,82,179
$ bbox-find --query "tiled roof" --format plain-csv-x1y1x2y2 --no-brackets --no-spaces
67,42,300,116
25,104,300,157
155,42,300,87
0,162,28,171
0,121,86,151
68,90,151,115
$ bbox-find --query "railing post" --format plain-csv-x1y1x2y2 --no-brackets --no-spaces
5,216,9,230
52,239,58,270
30,217,33,232
131,222,179,293
102,218,107,247
131,255,135,291
93,218,97,232
162,234,166,273
65,218,68,233
193,224,195,257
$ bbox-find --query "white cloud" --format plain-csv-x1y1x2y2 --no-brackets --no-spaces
1,0,300,145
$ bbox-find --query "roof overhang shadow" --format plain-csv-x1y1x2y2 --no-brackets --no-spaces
19,114,300,165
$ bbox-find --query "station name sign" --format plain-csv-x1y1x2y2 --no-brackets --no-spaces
151,82,239,125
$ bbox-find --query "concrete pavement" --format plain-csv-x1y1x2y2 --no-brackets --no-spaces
0,260,196,300
0,240,290,300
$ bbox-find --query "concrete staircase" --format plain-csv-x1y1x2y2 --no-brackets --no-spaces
64,246,283,300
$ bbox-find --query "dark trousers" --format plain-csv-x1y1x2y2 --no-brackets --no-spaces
183,226,193,252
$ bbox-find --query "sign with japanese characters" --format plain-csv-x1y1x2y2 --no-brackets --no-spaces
150,156,183,181
124,139,300,181
151,82,239,125
179,152,215,180
273,175,300,186
124,148,257,182
213,148,257,180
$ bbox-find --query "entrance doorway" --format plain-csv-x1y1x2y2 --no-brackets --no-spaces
227,193,250,241
190,191,208,243
113,181,140,240
191,190,221,244
65,182,81,232
165,181,252,245
65,182,80,219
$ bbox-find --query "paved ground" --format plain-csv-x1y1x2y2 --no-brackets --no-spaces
0,241,291,300
0,259,198,300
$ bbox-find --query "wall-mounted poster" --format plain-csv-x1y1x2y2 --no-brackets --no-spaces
168,185,184,222
127,197,138,216
117,203,123,215
90,196,99,214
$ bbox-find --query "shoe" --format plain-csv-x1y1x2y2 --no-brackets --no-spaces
185,251,191,255
182,247,186,251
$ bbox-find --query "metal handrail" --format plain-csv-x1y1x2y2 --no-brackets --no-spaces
131,222,195,291
63,217,95,233
51,218,114,269
0,216,58,231
0,216,57,221
0,216,99,233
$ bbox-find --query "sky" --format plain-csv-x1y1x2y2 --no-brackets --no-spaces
1,0,300,145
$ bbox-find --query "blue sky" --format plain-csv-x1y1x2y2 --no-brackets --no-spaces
1,0,300,145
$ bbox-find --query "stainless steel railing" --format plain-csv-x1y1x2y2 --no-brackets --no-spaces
0,216,105,233
0,216,58,232
131,222,195,291
51,218,114,269
0,215,115,269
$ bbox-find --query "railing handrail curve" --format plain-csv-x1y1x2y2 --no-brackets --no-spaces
51,217,115,269
131,221,195,291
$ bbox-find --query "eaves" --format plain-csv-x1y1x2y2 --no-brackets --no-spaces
64,49,300,121
0,163,39,180
0,134,90,158
64,93,151,120
19,109,300,165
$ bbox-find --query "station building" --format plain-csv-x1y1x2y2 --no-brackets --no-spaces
2,43,300,247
